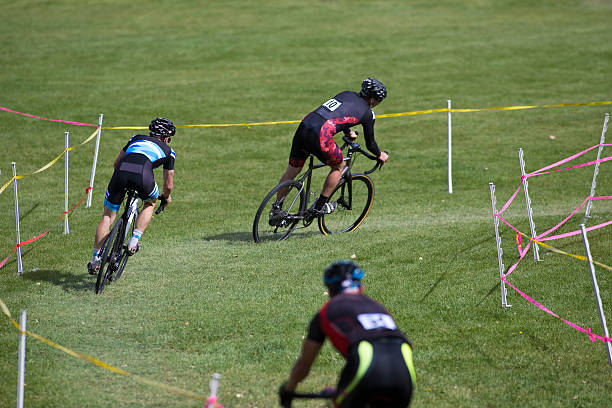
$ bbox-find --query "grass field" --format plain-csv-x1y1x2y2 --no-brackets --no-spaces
1,0,612,406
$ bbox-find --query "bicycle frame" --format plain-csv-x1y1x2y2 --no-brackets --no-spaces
293,136,381,215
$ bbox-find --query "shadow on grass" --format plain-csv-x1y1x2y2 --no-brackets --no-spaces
202,228,320,242
420,230,510,303
21,269,92,292
19,202,40,222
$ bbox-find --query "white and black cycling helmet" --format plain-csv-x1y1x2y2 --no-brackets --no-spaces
149,117,176,139
359,77,387,101
323,260,364,297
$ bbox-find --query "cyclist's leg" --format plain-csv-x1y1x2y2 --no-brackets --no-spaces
342,339,414,408
90,172,123,272
276,122,309,203
128,168,158,253
313,128,345,213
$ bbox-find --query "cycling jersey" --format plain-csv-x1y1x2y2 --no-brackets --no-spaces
307,293,414,408
289,91,381,168
104,134,174,211
122,134,175,170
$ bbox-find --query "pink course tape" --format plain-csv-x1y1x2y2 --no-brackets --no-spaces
538,220,612,242
0,106,97,127
527,144,612,177
501,276,612,344
529,155,612,178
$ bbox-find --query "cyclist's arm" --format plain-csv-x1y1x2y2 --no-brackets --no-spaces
162,169,174,203
362,114,388,163
361,116,382,158
286,339,323,391
113,150,125,168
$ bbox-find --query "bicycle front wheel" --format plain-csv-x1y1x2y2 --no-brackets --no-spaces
318,173,374,235
95,217,125,294
253,180,306,243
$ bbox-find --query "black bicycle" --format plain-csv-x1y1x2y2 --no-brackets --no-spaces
253,135,384,243
95,191,166,294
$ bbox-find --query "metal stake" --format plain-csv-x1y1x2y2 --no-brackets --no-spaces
584,113,608,222
490,183,510,308
12,162,23,275
518,148,540,261
86,114,104,208
17,310,26,408
64,132,70,234
447,99,453,194
580,225,612,367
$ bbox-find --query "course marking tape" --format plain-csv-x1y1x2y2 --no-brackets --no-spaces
0,298,208,402
0,128,100,196
100,101,612,130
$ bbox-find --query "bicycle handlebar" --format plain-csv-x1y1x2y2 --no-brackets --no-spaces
155,195,167,215
341,134,387,175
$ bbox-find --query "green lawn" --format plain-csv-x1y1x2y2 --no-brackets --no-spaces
1,0,611,406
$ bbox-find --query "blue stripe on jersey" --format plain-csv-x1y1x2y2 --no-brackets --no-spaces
170,149,175,159
125,140,166,163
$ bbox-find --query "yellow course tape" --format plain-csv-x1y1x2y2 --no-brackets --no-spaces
102,101,612,130
2,101,610,195
518,230,612,271
0,128,100,196
0,298,207,402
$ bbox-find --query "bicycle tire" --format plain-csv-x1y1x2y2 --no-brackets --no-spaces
318,173,374,235
113,208,137,282
253,180,306,243
95,217,124,294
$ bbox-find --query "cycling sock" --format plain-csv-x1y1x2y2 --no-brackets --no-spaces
128,229,143,249
92,248,101,263
315,195,329,211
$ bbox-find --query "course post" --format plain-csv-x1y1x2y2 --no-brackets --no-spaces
518,148,540,261
489,182,510,308
447,99,453,194
86,113,104,208
205,373,222,408
584,113,608,221
11,162,23,275
580,224,612,367
64,131,70,234
17,310,26,408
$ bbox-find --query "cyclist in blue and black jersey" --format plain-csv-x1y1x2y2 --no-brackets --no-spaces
87,117,176,275
279,261,415,408
274,78,389,217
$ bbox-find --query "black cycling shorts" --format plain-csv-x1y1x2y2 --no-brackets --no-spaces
289,113,343,168
334,337,415,408
104,155,158,211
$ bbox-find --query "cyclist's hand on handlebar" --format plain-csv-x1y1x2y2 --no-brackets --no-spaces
378,151,389,164
279,381,294,407
348,129,358,140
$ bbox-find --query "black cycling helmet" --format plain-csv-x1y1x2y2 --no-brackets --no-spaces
323,260,364,296
359,77,387,101
149,117,176,139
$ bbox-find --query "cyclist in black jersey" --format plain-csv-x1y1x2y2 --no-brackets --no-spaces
279,261,415,408
87,117,176,275
274,78,389,216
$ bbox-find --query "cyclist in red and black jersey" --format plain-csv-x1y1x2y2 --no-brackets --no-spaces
279,261,415,408
274,78,389,217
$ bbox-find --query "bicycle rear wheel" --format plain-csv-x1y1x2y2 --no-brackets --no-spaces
95,217,125,294
113,210,137,282
253,180,306,243
318,173,374,235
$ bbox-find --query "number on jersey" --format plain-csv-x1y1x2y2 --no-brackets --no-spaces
322,98,342,111
357,313,397,330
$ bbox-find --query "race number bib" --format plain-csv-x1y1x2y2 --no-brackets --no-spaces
357,313,397,330
322,98,342,111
